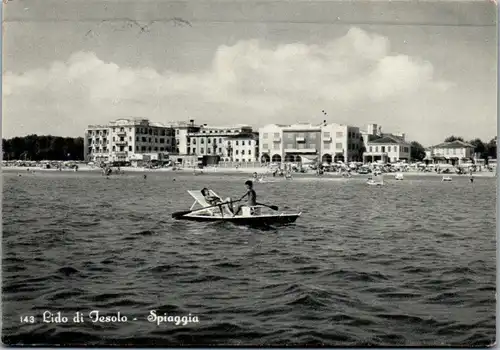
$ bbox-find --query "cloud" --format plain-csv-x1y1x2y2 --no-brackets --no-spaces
3,27,451,139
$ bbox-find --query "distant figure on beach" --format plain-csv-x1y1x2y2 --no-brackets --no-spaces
233,180,257,216
144,174,147,179
470,175,474,183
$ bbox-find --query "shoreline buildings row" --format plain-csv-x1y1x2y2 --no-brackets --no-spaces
84,118,478,166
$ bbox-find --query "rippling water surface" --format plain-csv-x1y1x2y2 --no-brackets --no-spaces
2,171,496,346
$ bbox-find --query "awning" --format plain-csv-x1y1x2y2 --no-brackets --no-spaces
301,155,318,165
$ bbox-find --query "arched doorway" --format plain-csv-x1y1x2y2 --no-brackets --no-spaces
295,155,302,163
285,154,295,162
272,154,282,163
334,153,345,162
261,154,270,163
322,154,332,164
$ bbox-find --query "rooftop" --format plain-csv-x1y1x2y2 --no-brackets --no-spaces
431,140,474,149
368,134,409,145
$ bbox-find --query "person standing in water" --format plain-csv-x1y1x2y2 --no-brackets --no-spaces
233,180,257,216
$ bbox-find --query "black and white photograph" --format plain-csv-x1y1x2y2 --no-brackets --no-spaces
1,0,497,347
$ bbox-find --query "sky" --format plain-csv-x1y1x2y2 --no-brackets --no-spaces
2,0,497,146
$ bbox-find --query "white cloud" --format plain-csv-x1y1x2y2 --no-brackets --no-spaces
3,27,451,140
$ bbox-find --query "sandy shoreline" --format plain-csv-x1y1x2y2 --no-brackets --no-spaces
2,165,496,178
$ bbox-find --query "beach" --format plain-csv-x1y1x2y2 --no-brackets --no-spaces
3,164,496,178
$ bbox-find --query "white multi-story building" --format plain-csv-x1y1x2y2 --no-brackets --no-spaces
224,132,259,162
427,140,475,165
360,123,411,163
84,118,175,163
186,125,254,158
258,122,363,164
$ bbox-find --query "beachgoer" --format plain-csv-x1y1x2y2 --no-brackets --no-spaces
233,180,257,216
201,188,232,215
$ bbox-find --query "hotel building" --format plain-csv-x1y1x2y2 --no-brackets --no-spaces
361,124,411,163
225,132,259,162
258,122,363,164
186,125,255,158
426,140,475,165
84,118,175,163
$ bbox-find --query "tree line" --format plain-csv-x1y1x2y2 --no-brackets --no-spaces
410,136,497,162
2,135,84,161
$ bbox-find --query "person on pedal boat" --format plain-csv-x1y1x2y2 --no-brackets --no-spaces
201,188,233,215
233,180,257,216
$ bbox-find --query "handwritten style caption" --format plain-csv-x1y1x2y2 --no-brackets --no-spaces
20,310,200,326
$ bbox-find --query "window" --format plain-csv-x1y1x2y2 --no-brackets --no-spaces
141,146,146,151
136,146,139,151
148,146,152,151
128,146,132,151
375,146,379,152
311,133,316,139
274,133,280,138
129,128,132,132
336,143,342,150
236,150,239,155
201,138,204,144
274,143,279,150
208,149,211,154
160,138,165,144
381,146,385,152
219,148,222,153
286,143,293,149
263,143,269,149
160,147,164,151
242,141,245,146
336,132,343,138
113,137,115,142
154,147,158,151
193,139,196,145
219,138,222,143
112,146,116,151
236,141,239,146
208,138,211,144
248,150,252,154
263,133,268,139
201,149,204,154
155,138,158,143
324,142,331,149
129,137,132,141
149,138,152,143
242,150,245,155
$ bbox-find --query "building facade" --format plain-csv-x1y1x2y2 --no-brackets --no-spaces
225,132,259,162
363,135,411,163
258,122,363,164
84,118,175,163
359,123,411,163
186,125,254,158
427,140,475,165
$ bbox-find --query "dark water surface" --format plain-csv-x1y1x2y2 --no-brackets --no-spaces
2,171,496,346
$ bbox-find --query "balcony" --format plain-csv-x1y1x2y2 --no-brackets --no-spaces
115,140,127,146
117,131,126,136
284,148,317,153
323,137,332,142
273,137,281,142
114,151,127,156
296,137,305,143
